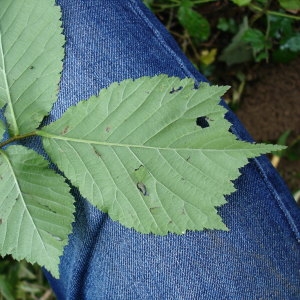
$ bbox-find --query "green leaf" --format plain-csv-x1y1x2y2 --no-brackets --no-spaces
178,6,210,42
0,0,64,136
217,18,238,34
0,146,74,278
0,275,15,300
39,75,284,235
242,28,266,52
219,17,253,65
268,15,293,39
281,34,300,52
142,0,154,9
230,0,251,6
279,0,300,10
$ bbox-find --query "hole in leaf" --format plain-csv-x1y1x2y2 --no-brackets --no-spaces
135,165,143,171
196,116,210,128
169,86,183,94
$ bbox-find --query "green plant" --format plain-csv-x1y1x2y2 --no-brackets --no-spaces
146,0,300,66
0,0,285,279
143,2,209,39
0,256,53,300
221,1,300,63
274,130,300,161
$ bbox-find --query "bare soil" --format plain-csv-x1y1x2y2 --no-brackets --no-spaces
236,58,300,193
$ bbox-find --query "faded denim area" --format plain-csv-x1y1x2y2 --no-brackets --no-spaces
42,0,300,299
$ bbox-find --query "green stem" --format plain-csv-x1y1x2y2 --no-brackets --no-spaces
249,4,300,21
185,0,216,3
151,0,215,10
0,131,37,148
267,10,300,20
264,11,271,62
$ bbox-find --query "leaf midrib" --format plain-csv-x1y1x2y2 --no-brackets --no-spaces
0,29,18,135
0,149,50,258
38,129,264,153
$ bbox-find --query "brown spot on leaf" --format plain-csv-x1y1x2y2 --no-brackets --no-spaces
94,149,101,157
149,206,160,212
61,126,70,135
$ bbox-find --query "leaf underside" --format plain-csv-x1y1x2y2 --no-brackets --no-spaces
40,75,284,235
0,146,74,278
0,0,64,136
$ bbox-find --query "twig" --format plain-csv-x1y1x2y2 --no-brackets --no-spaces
40,289,54,300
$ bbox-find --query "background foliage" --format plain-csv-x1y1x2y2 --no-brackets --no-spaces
144,0,300,68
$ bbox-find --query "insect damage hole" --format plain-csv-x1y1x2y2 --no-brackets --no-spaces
170,86,183,94
196,116,211,128
137,182,147,196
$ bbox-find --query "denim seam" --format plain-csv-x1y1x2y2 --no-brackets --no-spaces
252,157,300,243
73,214,110,299
226,123,300,242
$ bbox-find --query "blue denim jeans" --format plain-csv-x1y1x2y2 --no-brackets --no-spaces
42,0,300,299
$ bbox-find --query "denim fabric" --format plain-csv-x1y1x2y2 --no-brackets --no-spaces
37,0,300,299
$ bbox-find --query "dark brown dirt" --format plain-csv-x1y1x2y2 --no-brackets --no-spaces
236,58,300,193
